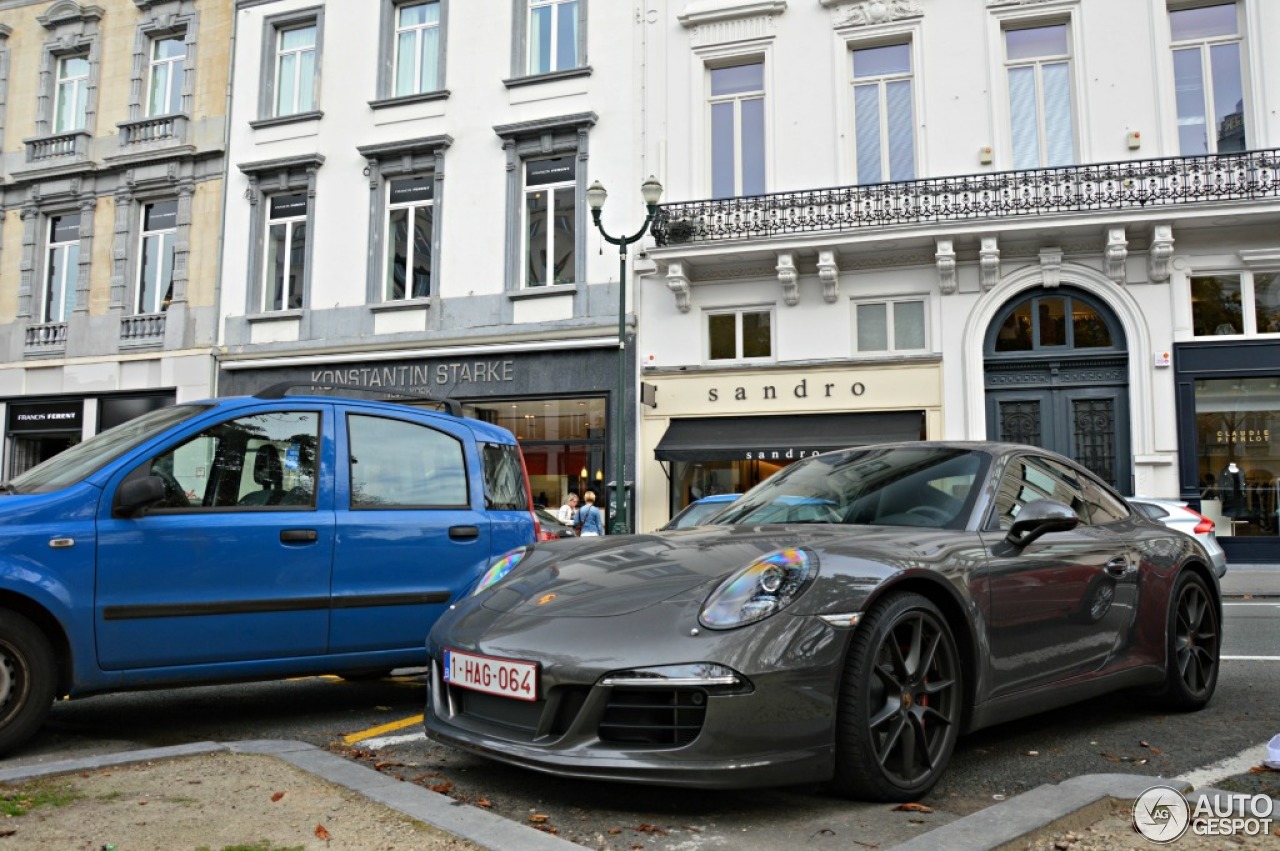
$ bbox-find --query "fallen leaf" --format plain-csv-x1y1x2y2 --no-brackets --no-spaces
271,791,285,803
315,824,331,841
0,829,15,838
429,781,454,794
1140,740,1151,748
608,827,622,835
535,826,560,834
636,823,668,834
1150,747,1162,755
529,814,550,824
893,803,933,813
476,798,492,808
374,760,405,770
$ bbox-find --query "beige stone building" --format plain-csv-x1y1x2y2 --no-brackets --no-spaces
0,0,229,476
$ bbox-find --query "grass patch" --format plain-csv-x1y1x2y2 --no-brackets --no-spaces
196,843,305,851
0,782,80,817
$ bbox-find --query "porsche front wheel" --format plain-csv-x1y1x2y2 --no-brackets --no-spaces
832,592,963,802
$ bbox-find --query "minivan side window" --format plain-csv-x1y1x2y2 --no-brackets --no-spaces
348,414,467,508
141,411,320,509
481,442,528,510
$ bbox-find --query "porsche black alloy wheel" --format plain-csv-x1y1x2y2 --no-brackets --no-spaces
833,592,963,801
1161,571,1220,710
0,610,57,757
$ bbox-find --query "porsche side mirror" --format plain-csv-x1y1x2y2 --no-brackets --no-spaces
115,475,166,518
1005,499,1080,548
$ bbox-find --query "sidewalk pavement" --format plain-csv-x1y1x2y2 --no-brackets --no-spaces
3,562,1275,851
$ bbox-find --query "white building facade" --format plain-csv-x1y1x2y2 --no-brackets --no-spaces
636,0,1280,563
217,0,655,521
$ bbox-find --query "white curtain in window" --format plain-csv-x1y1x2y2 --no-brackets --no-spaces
854,84,882,184
1008,66,1039,170
885,80,914,181
1041,62,1075,167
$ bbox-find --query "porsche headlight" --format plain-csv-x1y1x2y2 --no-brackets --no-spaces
699,547,817,629
473,547,528,596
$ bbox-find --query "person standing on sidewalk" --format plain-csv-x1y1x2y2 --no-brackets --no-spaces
577,491,605,536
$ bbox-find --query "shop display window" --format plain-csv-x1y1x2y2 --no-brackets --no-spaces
671,458,786,517
1190,272,1280,336
1194,376,1279,537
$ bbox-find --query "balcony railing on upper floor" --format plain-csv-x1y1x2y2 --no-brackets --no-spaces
24,322,67,353
651,148,1280,246
118,114,188,148
119,312,166,347
24,130,91,164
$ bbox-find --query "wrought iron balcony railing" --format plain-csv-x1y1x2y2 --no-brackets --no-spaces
651,149,1280,246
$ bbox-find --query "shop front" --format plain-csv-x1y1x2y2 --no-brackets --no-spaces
1174,340,1280,563
3,392,175,479
638,361,943,531
218,344,630,518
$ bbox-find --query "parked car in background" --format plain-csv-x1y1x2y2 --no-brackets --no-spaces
535,507,576,540
427,441,1221,803
1128,497,1227,577
0,385,538,757
660,492,739,530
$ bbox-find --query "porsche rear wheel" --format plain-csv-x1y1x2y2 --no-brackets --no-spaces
832,592,963,802
1152,571,1219,710
0,610,57,757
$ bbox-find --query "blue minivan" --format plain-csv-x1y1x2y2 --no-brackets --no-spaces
0,387,538,755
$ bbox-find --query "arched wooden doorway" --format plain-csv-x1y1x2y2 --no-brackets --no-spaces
984,287,1132,492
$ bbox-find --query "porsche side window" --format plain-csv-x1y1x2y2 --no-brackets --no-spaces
1082,479,1130,525
993,456,1089,529
139,411,320,510
348,414,467,509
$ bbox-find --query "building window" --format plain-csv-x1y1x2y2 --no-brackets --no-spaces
264,193,308,311
854,299,926,353
393,1,441,96
147,36,185,116
524,156,576,287
1005,23,1076,169
1191,273,1280,336
54,54,89,133
385,176,433,300
274,23,317,117
526,0,579,75
43,214,80,323
1193,377,1278,538
710,61,765,199
993,293,1115,352
707,308,772,362
137,201,177,314
852,43,914,184
1170,3,1246,154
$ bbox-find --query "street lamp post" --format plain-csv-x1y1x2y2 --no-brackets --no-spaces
586,175,663,535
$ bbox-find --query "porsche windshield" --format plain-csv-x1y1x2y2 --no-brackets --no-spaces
8,404,210,494
713,445,990,529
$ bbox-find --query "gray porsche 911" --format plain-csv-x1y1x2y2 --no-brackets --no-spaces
424,442,1221,801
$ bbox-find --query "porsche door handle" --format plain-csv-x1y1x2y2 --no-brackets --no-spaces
1105,557,1132,576
280,529,318,543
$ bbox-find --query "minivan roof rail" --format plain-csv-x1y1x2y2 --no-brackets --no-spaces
253,381,464,417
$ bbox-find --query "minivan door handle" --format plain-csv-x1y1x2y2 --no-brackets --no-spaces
449,525,480,540
280,529,318,543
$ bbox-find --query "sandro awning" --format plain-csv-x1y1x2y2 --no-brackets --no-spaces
654,411,927,462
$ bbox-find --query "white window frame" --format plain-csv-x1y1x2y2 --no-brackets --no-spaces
526,0,579,76
1001,20,1079,170
1188,268,1280,338
384,176,434,300
263,194,308,312
1168,2,1248,155
704,307,775,364
393,0,441,96
851,41,916,184
137,200,177,314
523,157,577,288
43,214,80,324
53,53,89,133
852,297,929,354
146,35,186,117
708,59,767,200
274,23,316,117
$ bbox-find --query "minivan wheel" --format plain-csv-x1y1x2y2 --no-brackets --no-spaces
0,610,57,756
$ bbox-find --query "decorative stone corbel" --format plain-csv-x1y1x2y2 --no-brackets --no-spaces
816,250,840,303
935,238,957,294
1039,247,1063,288
979,235,1000,291
1105,226,1128,284
666,261,692,313
1148,223,1174,283
776,252,799,306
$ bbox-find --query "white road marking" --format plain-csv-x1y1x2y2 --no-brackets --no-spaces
1221,655,1280,661
1181,743,1271,790
360,731,426,749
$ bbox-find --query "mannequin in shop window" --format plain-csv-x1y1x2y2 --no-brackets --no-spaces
1220,461,1246,518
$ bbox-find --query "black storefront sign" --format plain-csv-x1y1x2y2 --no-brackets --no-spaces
7,401,83,434
655,411,928,462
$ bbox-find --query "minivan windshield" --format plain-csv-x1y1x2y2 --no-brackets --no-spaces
8,404,210,494
712,445,990,530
